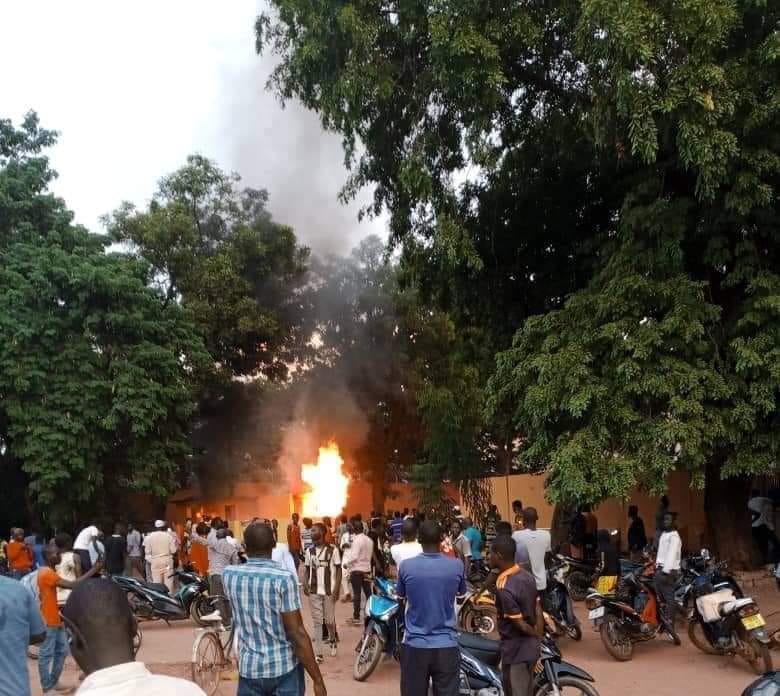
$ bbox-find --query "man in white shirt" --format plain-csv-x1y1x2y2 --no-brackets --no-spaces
347,515,374,625
273,540,299,577
654,511,682,639
63,578,205,695
125,524,143,578
73,524,100,573
390,519,423,569
142,521,176,593
511,508,552,591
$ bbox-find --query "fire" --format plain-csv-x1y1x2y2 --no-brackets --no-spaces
301,441,349,518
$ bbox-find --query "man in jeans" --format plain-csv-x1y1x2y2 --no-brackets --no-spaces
38,545,101,694
224,523,326,696
191,524,238,626
396,520,465,696
346,515,374,625
303,523,341,662
0,573,45,696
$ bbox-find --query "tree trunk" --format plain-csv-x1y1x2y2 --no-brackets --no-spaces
704,458,758,568
551,503,576,551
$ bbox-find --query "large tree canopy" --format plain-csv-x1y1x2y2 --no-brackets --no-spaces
0,114,211,525
106,155,312,384
258,0,780,554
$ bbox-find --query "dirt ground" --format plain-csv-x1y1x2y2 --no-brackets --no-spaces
28,585,780,696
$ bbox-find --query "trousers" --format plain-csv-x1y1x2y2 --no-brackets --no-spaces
39,626,69,692
503,662,534,696
209,573,233,626
237,664,305,696
309,594,337,655
400,645,460,696
150,556,174,593
654,569,679,628
350,571,371,620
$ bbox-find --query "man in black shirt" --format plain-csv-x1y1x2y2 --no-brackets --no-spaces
490,535,543,696
627,505,648,561
368,517,387,577
103,523,127,576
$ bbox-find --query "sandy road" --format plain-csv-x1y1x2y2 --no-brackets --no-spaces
29,592,777,696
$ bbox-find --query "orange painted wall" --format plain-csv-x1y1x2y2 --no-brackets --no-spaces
486,470,707,551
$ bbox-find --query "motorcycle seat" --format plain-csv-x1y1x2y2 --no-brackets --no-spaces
200,610,223,624
458,632,500,654
141,581,171,595
720,597,755,616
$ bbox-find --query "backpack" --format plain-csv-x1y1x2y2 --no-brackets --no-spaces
20,569,40,603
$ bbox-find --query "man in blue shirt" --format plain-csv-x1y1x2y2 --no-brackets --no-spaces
0,574,46,696
223,523,326,696
463,518,484,561
396,520,466,696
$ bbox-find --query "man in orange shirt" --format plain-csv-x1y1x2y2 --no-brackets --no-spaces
38,545,101,693
7,527,34,579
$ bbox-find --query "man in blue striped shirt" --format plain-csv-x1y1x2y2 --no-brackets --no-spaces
224,523,326,696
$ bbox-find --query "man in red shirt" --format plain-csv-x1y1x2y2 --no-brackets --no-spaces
287,513,303,571
38,545,101,693
7,528,34,579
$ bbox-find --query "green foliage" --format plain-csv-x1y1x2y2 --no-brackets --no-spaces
259,0,780,514
0,115,210,518
105,155,311,382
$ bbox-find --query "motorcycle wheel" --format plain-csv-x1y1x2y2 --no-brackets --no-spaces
687,620,719,655
599,615,633,661
535,675,601,696
566,623,583,641
353,632,384,682
565,571,591,602
190,594,215,627
462,606,498,638
744,637,773,675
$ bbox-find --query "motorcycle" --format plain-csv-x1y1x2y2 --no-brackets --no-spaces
687,574,772,673
457,583,498,637
586,562,680,661
112,566,215,625
353,576,404,681
457,629,601,696
560,553,643,602
468,558,491,584
674,549,742,619
544,561,582,641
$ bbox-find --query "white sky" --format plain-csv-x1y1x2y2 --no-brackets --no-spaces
1,1,385,255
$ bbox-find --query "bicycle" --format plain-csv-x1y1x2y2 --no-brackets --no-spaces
191,605,236,696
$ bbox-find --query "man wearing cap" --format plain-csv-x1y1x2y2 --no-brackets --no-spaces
143,521,177,593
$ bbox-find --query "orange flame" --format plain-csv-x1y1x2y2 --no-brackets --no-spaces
301,441,349,518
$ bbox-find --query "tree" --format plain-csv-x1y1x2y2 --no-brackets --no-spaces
106,155,312,384
258,1,780,557
0,114,211,525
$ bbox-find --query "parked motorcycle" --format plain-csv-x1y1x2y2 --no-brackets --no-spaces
353,576,404,681
457,583,498,637
112,566,214,625
687,574,772,673
458,629,601,696
544,560,582,641
743,672,780,696
586,562,680,661
674,549,742,619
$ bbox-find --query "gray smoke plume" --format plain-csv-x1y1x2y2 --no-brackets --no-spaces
212,2,386,256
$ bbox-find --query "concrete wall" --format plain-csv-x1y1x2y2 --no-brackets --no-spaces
166,471,707,551
488,470,707,551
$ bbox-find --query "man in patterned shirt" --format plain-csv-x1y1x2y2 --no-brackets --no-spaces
224,523,326,696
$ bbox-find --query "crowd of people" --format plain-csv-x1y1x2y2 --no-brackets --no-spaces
1,496,688,696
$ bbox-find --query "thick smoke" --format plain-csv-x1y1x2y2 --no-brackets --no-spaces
213,3,386,256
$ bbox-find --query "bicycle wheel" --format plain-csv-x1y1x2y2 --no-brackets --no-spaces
192,630,224,696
